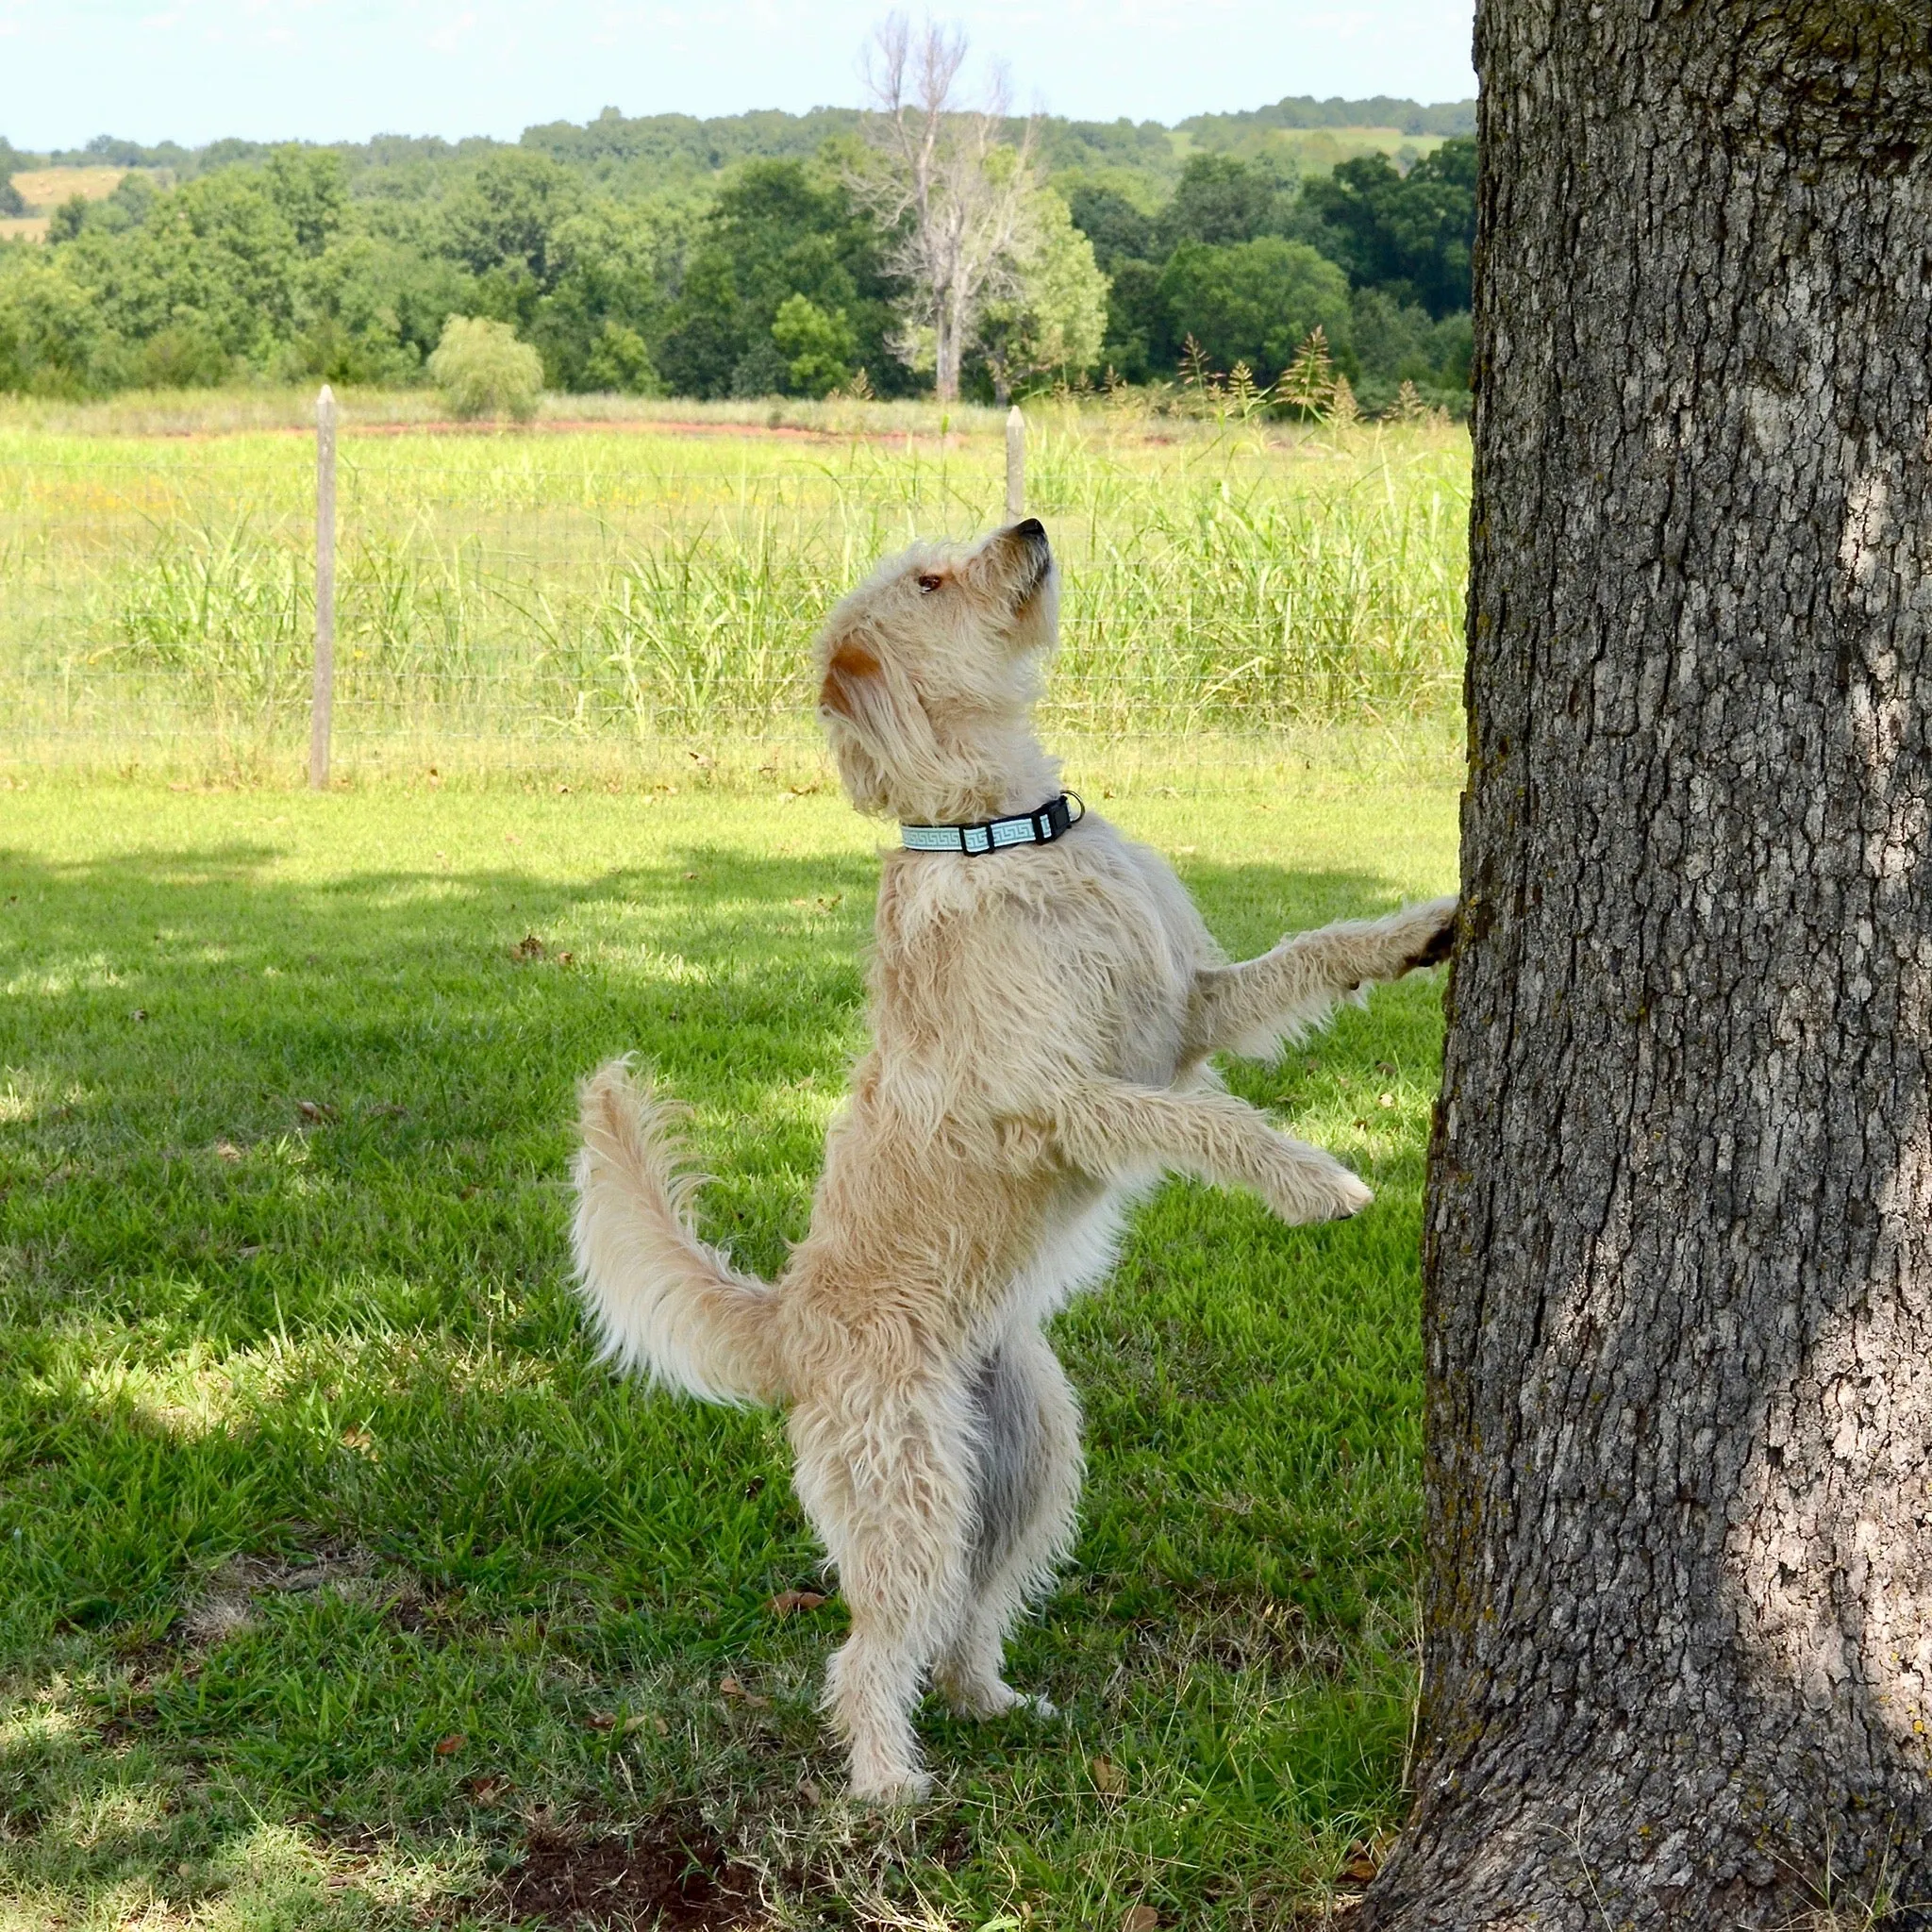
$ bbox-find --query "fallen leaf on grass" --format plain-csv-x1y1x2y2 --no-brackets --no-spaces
1341,1843,1379,1883
295,1099,336,1124
1377,1091,1396,1108
509,933,546,961
130,1008,148,1023
718,1675,772,1709
683,871,698,882
1120,1907,1159,1932
1374,1060,1398,1075
767,1590,827,1618
215,1141,243,1162
463,1773,506,1802
585,1712,617,1732
434,1733,466,1757
1090,1755,1125,1795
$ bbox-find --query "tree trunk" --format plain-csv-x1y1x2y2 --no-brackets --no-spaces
935,279,965,404
1366,6,1932,1926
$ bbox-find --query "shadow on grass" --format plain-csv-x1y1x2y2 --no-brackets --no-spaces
0,834,1438,1924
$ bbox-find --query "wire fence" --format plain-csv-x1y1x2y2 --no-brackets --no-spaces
0,405,1472,781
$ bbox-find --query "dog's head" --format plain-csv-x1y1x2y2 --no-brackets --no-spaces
814,519,1059,823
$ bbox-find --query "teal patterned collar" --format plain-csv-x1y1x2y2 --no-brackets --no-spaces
899,792,1083,856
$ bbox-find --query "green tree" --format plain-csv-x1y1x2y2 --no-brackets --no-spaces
975,190,1108,401
425,314,543,421
0,138,26,217
46,194,91,244
1154,152,1297,254
0,249,102,393
263,146,347,256
528,198,677,391
1348,286,1473,415
58,167,304,366
1063,183,1155,272
1156,236,1353,383
1294,137,1475,319
284,231,474,383
435,149,584,330
770,293,858,396
654,158,901,399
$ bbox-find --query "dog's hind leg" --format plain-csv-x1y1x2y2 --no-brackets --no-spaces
932,1324,1083,1720
1180,896,1458,1064
791,1381,977,1803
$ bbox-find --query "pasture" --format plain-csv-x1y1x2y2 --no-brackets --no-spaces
0,395,1469,779
1,398,1469,1928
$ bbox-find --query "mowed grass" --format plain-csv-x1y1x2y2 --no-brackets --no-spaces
0,757,1459,1930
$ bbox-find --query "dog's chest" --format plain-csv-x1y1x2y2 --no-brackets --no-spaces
869,849,1193,1081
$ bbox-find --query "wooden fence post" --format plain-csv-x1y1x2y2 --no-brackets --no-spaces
308,383,337,791
1005,405,1024,519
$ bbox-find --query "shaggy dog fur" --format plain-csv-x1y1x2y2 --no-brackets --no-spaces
572,520,1457,1802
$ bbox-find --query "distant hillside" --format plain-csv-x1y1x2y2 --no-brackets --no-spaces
1182,95,1476,140
8,93,1476,206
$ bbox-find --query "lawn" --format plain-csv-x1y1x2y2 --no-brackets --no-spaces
0,754,1459,1930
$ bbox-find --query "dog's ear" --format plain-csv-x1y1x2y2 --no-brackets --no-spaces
820,641,883,722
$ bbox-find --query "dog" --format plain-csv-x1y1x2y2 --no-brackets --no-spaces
572,518,1457,1802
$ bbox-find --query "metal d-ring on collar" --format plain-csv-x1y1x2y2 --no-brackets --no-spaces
899,791,1085,856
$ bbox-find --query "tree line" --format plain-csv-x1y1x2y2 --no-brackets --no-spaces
0,78,1474,413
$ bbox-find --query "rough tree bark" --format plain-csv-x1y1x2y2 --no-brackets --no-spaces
1364,5,1932,1926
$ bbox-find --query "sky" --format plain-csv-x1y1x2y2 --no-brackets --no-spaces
0,1,1475,153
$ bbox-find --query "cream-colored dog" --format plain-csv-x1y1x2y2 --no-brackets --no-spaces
573,520,1456,1802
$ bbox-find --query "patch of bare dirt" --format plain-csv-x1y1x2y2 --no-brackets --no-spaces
495,1811,761,1930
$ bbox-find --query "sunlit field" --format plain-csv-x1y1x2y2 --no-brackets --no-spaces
0,391,1470,781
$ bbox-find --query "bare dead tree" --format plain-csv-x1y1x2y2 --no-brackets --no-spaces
856,13,1036,404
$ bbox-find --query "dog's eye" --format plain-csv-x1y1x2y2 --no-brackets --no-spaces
916,574,943,593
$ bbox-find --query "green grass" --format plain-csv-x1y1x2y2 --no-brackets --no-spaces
0,757,1459,1930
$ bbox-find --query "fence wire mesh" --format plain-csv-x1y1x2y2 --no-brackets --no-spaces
1,411,1470,781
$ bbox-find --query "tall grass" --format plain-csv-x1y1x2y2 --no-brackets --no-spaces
0,397,1470,772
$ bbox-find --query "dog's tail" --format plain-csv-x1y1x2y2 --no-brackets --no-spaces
572,1058,787,1407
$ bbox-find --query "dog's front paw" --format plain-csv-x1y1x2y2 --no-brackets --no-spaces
1394,894,1459,974
1259,1147,1374,1224
1322,1165,1374,1220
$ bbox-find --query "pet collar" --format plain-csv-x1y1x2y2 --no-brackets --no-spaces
900,792,1084,856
